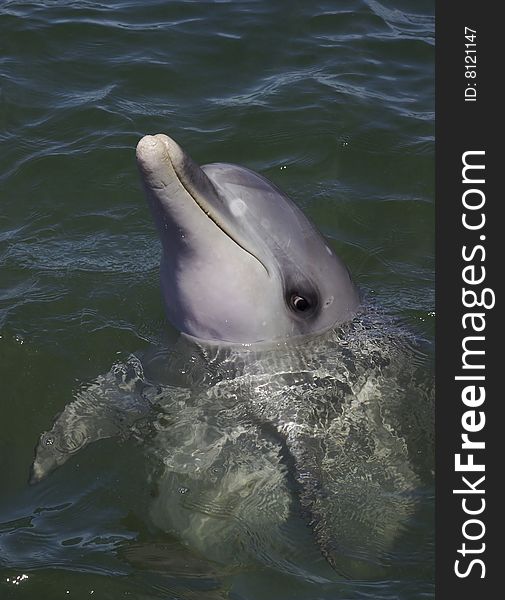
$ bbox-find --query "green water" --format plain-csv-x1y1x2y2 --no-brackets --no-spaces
0,1,434,598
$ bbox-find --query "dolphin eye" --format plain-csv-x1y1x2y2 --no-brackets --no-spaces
290,294,310,312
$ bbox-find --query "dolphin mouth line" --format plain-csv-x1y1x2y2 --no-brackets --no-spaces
167,154,270,276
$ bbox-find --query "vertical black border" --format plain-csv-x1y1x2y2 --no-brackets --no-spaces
436,4,497,597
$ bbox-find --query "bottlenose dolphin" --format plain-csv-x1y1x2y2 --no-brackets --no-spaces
135,134,359,343
31,135,433,581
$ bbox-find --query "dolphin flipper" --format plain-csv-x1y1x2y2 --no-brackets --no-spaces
249,321,434,578
289,354,433,578
286,411,418,578
30,355,154,483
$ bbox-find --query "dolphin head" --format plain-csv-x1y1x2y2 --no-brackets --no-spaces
136,134,359,344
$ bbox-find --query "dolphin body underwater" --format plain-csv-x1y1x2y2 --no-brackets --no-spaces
32,135,433,580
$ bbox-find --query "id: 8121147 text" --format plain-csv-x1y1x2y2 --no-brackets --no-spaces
464,27,477,102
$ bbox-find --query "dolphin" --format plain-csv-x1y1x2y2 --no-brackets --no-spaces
135,134,359,343
31,135,433,581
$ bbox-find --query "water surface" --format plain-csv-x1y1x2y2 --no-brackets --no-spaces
1,1,434,598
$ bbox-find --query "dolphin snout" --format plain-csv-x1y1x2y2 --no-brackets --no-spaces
136,134,182,192
137,134,188,168
136,134,170,169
